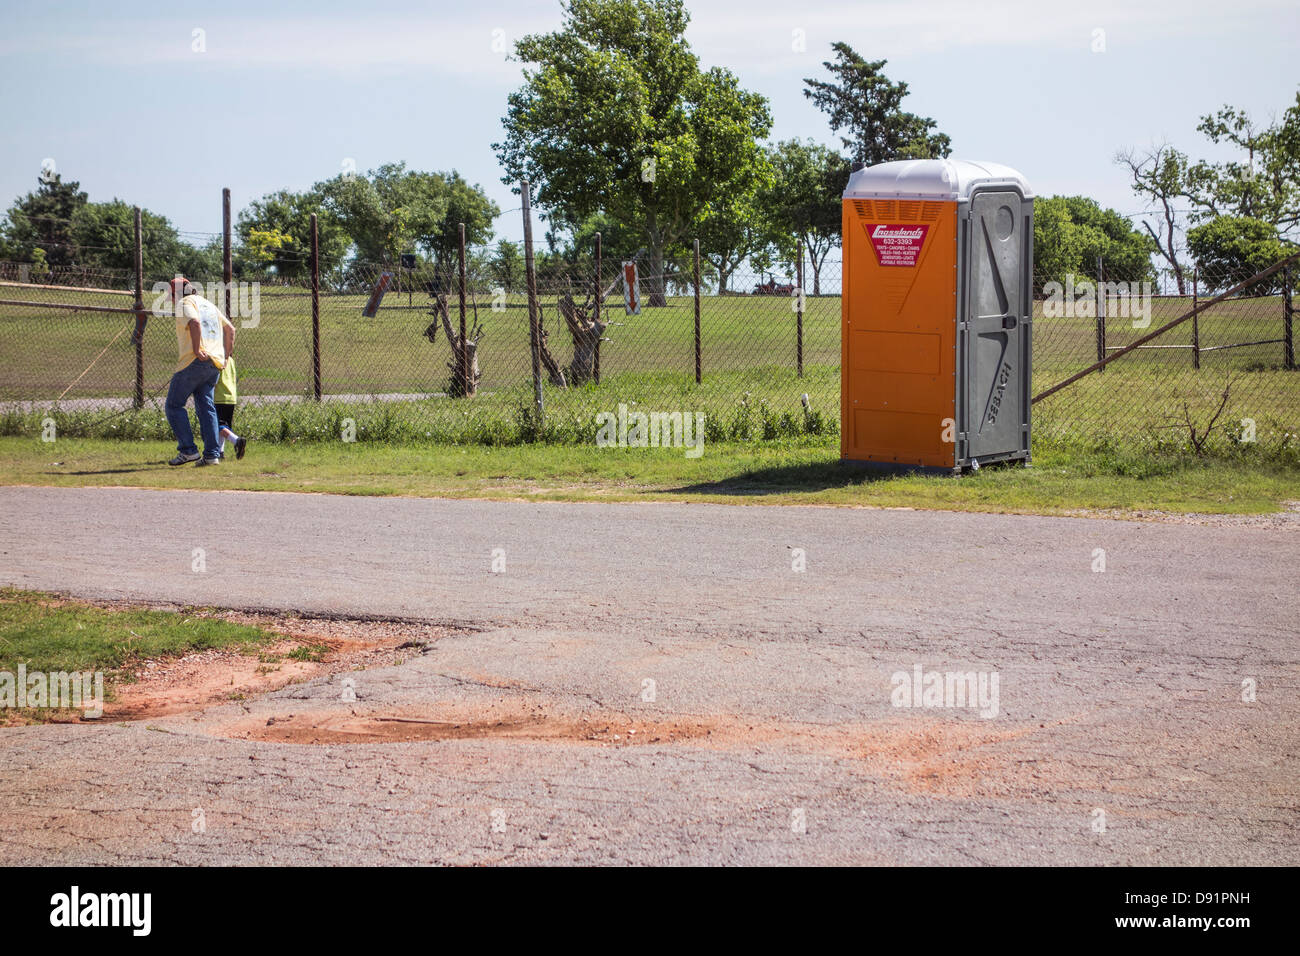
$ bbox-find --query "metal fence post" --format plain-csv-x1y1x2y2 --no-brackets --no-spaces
521,181,544,425
458,222,468,393
222,188,232,321
593,232,601,385
1284,265,1295,371
1095,256,1106,369
311,213,321,400
796,238,804,378
693,239,701,385
133,206,143,408
1191,266,1200,370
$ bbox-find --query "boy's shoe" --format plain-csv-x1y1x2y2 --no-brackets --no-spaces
196,456,221,467
168,452,201,466
234,436,248,460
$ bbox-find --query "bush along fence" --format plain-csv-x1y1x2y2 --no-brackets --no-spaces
0,188,1297,457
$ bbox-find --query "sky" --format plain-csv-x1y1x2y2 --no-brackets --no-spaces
1,0,1297,246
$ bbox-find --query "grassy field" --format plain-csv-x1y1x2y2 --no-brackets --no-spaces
2,283,1295,449
1,435,1296,515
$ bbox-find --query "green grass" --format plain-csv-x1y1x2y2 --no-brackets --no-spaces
1,435,1295,515
0,587,277,718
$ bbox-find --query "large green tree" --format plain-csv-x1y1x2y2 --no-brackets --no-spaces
317,163,498,267
237,188,350,279
1187,216,1294,291
494,0,773,306
1032,196,1156,290
1118,91,1300,291
64,199,212,277
763,139,848,296
1184,97,1300,238
0,173,88,266
803,43,951,166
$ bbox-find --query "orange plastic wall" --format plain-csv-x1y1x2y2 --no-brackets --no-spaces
841,198,958,468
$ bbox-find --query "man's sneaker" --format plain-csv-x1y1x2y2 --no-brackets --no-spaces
234,436,248,460
196,456,221,467
168,452,201,466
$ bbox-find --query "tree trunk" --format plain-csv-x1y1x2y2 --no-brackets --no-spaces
536,304,567,388
646,244,667,307
558,294,607,386
423,294,482,397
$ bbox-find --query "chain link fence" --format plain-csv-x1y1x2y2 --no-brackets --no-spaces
1,234,1297,454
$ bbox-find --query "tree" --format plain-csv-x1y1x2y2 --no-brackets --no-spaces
69,200,211,277
419,171,500,270
1115,143,1192,293
803,43,951,166
319,163,445,264
1118,91,1300,291
494,0,773,306
487,239,525,291
1186,216,1294,292
237,188,349,279
694,191,768,294
0,173,88,266
1032,196,1155,290
764,139,848,296
1184,97,1300,239
317,163,497,269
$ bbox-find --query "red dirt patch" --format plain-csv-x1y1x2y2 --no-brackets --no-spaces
107,610,455,719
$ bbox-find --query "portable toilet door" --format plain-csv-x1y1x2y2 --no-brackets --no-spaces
841,159,1034,472
962,180,1033,468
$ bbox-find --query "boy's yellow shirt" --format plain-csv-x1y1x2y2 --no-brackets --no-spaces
215,356,238,404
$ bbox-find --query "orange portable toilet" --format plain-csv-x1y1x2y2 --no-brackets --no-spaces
841,159,1034,473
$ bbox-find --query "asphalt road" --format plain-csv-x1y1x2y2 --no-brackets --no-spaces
0,486,1296,865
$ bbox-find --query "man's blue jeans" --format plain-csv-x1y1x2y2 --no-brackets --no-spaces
165,359,221,458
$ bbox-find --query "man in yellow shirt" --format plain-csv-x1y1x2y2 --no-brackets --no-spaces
164,277,235,466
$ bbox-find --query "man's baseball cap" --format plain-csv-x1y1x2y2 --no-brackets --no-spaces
171,276,202,298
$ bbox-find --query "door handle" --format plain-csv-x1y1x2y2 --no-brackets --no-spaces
1002,315,1018,330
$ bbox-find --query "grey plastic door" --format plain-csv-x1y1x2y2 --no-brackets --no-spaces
965,189,1028,459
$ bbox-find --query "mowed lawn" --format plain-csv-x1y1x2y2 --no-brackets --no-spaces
1,436,1296,516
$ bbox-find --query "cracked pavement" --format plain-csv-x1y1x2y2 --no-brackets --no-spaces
0,486,1296,864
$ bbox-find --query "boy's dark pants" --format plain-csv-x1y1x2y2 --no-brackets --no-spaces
216,403,235,432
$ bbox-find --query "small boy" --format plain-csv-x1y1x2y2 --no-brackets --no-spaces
214,354,249,460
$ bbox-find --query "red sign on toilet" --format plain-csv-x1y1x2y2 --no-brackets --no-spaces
865,223,930,267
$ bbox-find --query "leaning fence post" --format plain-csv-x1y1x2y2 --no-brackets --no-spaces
796,239,805,378
1284,265,1295,371
1191,267,1200,370
222,188,232,322
521,181,544,426
458,222,469,394
693,239,701,385
1095,256,1106,369
133,206,144,408
311,213,321,400
593,232,602,385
